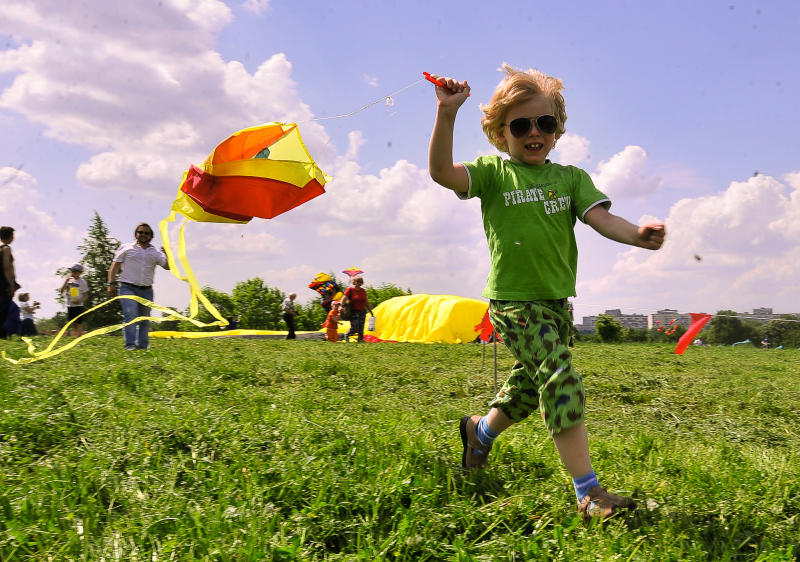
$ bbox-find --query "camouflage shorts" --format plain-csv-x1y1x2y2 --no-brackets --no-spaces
488,299,585,436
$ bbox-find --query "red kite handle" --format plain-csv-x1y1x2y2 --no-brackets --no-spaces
423,72,470,96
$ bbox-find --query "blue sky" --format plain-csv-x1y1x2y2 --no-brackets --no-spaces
1,0,799,325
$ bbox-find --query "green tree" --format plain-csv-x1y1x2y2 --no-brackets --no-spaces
296,301,328,331
781,326,800,348
179,287,236,331
595,314,623,342
707,310,757,345
232,278,285,329
56,211,121,329
624,328,649,342
366,282,412,309
35,312,68,333
759,315,800,348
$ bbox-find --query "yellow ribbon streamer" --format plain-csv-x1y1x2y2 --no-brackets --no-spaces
2,212,231,364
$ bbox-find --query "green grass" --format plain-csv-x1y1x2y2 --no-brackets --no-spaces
1,338,798,560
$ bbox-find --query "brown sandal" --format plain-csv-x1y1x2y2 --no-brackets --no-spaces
459,415,492,469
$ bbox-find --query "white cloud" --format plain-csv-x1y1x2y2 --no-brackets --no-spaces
0,167,84,317
783,171,800,190
363,74,379,88
315,156,479,239
0,1,326,196
576,173,800,316
553,132,590,166
590,145,662,199
241,0,270,16
167,0,234,32
195,225,287,255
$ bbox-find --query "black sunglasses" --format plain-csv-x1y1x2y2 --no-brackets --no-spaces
505,115,558,138
136,230,153,235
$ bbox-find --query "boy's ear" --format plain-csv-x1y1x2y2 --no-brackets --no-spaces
495,130,509,153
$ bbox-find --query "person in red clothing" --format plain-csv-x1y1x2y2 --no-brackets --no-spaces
342,276,373,342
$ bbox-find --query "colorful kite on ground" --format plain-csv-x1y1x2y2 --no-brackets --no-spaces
365,294,488,344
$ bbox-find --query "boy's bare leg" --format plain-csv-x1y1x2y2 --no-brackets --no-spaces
485,407,514,434
552,422,592,478
488,409,593,478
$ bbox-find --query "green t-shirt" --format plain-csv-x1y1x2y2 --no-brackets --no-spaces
461,155,610,301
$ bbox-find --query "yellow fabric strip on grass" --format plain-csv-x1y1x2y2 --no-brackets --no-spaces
2,213,230,364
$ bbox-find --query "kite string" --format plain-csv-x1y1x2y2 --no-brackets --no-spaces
297,77,427,123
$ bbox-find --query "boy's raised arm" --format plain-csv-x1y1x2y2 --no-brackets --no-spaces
428,74,471,194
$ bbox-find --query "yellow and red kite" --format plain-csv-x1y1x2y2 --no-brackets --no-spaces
172,122,330,223
161,122,332,326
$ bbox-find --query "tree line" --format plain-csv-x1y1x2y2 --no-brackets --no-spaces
589,311,800,348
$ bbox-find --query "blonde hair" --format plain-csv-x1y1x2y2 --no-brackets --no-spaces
480,63,567,153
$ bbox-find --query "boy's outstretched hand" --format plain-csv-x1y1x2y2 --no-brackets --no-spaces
428,74,470,109
638,223,666,250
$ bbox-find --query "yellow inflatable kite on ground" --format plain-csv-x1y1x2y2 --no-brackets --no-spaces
364,294,489,344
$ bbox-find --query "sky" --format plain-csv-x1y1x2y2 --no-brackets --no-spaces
1,0,799,325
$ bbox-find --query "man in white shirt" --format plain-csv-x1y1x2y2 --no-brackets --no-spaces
281,292,298,339
107,223,169,350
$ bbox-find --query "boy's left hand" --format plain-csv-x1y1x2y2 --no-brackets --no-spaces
637,223,666,250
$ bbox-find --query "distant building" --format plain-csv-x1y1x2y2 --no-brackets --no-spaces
736,308,799,323
577,308,648,333
575,306,799,334
648,309,692,330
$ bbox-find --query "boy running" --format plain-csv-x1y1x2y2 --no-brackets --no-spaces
427,65,665,519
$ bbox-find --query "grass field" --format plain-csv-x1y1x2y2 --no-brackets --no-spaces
1,337,799,560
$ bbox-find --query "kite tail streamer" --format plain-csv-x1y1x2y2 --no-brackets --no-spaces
673,313,712,355
0,294,216,365
2,215,231,364
159,211,228,326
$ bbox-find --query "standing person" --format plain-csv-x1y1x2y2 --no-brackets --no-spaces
18,293,40,336
281,292,298,339
60,264,89,337
427,66,665,519
325,301,342,342
343,276,374,343
0,226,18,339
107,223,169,350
